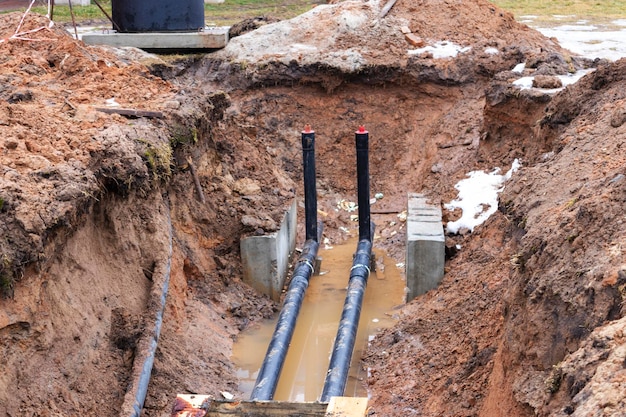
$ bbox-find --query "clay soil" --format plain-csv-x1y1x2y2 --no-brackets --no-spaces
1,1,625,416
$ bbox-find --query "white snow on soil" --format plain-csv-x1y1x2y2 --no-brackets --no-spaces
445,160,521,234
407,41,471,58
512,69,593,92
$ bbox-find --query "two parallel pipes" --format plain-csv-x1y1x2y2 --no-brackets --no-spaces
250,125,374,403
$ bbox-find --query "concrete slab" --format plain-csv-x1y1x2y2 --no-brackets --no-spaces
405,193,445,302
240,200,297,302
82,27,229,50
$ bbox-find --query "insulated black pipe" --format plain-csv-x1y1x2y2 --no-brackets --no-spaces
302,125,318,242
356,126,371,241
250,125,321,401
320,233,374,402
250,224,322,401
320,126,374,402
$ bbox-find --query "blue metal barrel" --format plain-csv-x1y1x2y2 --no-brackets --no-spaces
112,0,205,32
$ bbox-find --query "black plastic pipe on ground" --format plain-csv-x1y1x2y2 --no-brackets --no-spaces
320,126,373,402
302,125,318,242
250,125,321,401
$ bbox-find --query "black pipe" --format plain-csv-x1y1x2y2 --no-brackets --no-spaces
320,126,374,402
355,126,371,241
320,233,373,402
302,125,318,242
250,224,322,401
250,125,321,401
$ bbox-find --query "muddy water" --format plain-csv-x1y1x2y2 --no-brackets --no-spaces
232,239,406,402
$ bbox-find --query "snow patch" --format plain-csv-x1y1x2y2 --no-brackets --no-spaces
408,41,471,58
444,160,520,234
512,62,526,73
484,47,499,55
512,69,593,92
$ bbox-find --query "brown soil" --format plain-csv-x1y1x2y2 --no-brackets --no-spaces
0,1,624,417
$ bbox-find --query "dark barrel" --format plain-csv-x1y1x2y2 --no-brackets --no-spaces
112,0,205,33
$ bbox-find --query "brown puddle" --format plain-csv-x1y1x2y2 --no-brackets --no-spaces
232,239,406,402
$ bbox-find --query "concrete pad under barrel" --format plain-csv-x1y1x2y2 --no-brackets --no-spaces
82,27,229,50
405,193,445,302
240,200,297,302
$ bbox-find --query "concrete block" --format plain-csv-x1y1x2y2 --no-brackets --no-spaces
405,193,445,302
82,27,229,50
240,200,297,301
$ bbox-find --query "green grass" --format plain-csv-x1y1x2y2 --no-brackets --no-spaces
7,0,626,27
492,0,626,26
205,0,319,26
20,0,319,26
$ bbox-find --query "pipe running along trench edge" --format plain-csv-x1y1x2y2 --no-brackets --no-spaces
119,199,174,417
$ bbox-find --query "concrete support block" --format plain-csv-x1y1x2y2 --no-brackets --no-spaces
405,193,445,302
240,200,297,302
82,28,229,50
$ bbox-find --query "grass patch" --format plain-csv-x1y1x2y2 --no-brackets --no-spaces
19,0,319,26
0,254,13,298
8,0,626,27
492,0,626,25
205,0,319,26
137,138,173,182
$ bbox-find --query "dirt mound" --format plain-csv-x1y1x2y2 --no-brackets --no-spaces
197,0,590,91
364,58,626,417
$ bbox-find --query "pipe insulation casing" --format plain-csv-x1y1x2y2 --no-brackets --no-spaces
320,237,373,402
356,129,371,242
250,224,323,401
302,129,318,242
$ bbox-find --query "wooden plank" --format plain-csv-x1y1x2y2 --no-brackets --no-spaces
94,107,164,118
171,395,329,417
325,397,368,417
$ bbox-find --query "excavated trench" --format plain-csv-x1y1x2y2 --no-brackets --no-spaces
3,4,625,417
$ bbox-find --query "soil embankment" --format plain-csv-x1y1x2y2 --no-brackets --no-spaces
1,1,624,416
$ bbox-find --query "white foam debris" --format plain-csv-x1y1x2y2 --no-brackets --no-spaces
407,41,471,58
512,62,526,73
484,47,499,55
444,159,521,234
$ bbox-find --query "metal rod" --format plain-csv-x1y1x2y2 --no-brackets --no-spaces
355,126,371,241
92,0,122,32
302,125,318,242
250,225,323,401
320,234,374,402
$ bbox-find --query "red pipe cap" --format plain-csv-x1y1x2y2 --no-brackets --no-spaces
302,124,314,133
356,125,368,134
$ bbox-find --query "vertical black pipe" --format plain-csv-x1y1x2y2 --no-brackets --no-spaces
302,125,318,242
356,126,371,241
250,125,321,401
320,126,374,402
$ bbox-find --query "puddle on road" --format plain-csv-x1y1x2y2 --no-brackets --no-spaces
232,239,406,402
